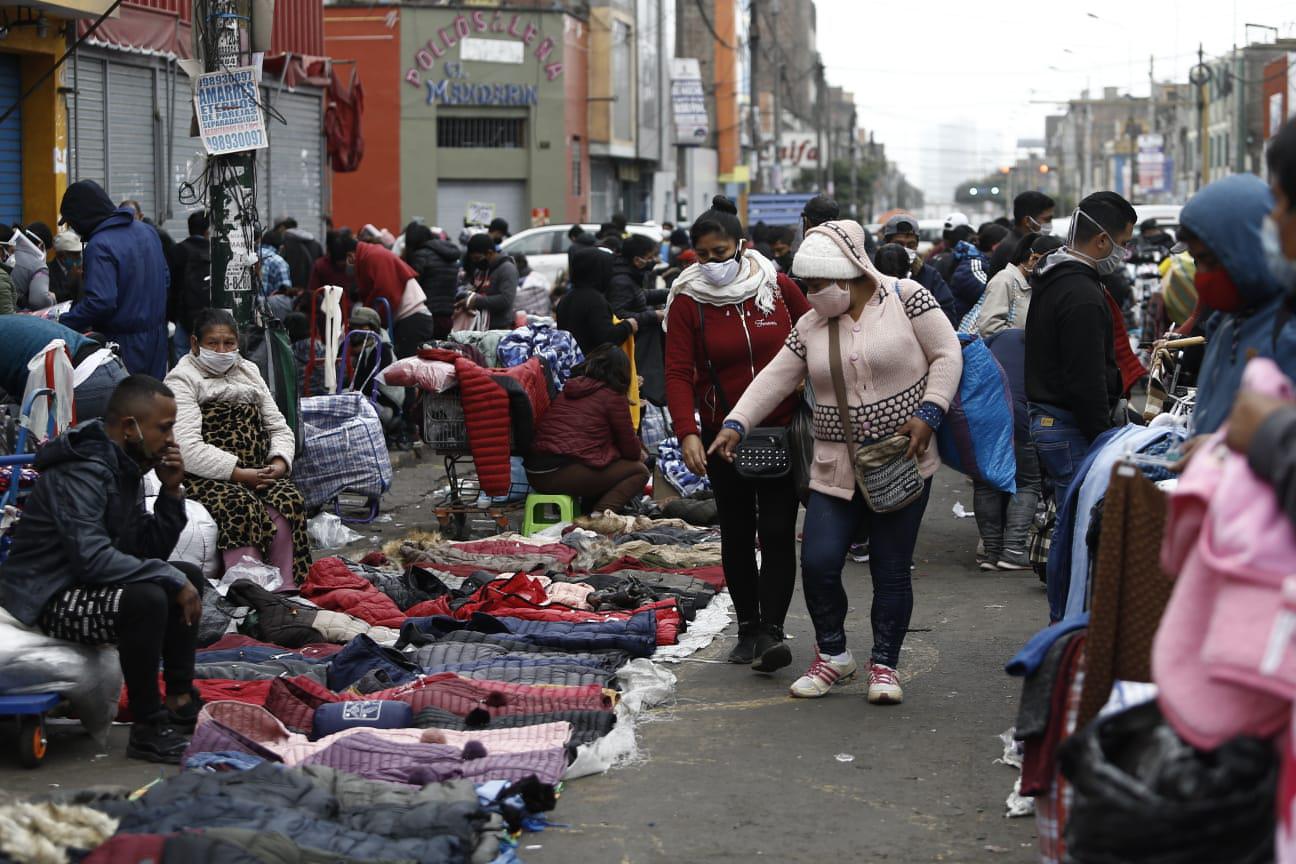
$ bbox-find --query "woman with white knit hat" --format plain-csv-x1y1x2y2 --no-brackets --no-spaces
711,219,962,704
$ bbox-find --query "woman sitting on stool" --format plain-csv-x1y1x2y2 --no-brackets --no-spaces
525,345,648,514
165,308,311,583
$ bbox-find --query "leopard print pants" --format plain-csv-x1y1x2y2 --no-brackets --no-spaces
185,401,311,584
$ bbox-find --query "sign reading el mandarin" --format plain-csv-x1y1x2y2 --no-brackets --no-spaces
405,10,564,96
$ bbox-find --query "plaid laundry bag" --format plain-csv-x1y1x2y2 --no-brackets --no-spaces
293,393,393,510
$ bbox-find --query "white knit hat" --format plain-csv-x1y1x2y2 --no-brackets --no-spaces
791,231,865,280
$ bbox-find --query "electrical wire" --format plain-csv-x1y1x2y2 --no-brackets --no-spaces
691,0,735,51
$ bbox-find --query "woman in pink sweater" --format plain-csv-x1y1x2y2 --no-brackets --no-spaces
711,220,962,705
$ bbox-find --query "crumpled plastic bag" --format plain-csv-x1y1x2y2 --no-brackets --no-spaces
144,495,220,580
0,608,122,745
1060,700,1276,863
218,555,282,594
308,512,364,549
615,658,676,714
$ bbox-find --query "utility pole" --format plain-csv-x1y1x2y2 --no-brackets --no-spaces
1189,43,1212,191
815,59,826,191
748,0,761,193
848,106,858,218
770,0,781,192
200,0,260,328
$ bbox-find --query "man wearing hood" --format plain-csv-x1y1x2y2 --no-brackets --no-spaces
1025,190,1137,494
1176,173,1296,435
556,244,635,355
607,233,669,406
0,375,203,764
402,222,460,338
59,180,170,379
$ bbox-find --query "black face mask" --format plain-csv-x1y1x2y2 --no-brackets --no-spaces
124,419,158,469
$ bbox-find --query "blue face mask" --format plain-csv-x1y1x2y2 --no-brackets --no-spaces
1262,216,1296,289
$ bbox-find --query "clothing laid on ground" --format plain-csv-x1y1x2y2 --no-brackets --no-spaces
1025,250,1123,443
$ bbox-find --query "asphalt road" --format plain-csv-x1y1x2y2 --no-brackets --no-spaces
0,453,1043,863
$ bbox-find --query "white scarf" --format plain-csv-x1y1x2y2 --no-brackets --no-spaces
663,248,779,331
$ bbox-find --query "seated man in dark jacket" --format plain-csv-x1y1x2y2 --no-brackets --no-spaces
0,374,203,764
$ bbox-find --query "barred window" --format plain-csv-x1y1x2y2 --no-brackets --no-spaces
437,116,527,149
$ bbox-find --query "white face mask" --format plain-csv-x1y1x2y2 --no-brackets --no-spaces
807,282,851,318
905,247,918,266
699,256,742,287
196,346,238,375
1069,208,1128,276
1028,215,1054,236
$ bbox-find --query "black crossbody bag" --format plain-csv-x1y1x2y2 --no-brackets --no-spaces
696,300,790,480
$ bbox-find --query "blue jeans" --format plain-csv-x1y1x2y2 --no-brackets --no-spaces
800,482,932,667
1028,403,1092,500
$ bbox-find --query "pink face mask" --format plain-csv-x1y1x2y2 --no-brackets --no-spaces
808,282,851,318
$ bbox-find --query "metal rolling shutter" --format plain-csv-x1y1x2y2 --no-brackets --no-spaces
164,67,207,238
0,54,22,225
436,181,526,237
106,63,158,219
265,87,324,238
69,54,106,188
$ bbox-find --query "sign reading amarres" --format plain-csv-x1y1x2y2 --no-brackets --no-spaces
405,11,563,89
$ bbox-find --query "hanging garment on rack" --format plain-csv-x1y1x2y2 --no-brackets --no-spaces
22,338,74,441
1076,467,1173,729
1153,357,1296,749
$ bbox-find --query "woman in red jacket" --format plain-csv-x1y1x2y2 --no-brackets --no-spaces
525,346,649,514
664,195,810,674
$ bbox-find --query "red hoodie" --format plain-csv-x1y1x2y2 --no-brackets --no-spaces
354,241,417,317
665,272,810,439
530,377,640,468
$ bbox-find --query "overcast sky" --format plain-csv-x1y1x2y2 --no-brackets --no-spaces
814,0,1296,199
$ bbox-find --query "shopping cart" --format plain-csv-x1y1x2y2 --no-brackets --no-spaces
1142,336,1204,423
420,388,521,540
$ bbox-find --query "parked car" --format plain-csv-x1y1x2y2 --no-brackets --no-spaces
500,223,664,287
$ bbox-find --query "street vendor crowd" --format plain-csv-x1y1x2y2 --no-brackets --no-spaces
0,112,1294,862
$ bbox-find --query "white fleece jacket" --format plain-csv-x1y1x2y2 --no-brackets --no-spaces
165,353,295,480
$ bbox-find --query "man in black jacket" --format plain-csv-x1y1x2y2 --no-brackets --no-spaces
608,234,669,404
557,244,636,355
403,223,460,338
168,210,211,362
0,375,203,764
1025,191,1136,495
988,191,1055,279
460,233,518,329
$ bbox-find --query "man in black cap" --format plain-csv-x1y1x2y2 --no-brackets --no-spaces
881,213,959,327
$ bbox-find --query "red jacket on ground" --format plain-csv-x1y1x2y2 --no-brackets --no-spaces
665,272,809,438
354,240,417,315
529,377,639,468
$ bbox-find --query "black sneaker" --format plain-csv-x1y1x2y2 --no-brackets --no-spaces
751,625,792,674
727,623,760,664
167,690,204,730
127,716,191,765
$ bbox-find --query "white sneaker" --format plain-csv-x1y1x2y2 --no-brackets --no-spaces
867,663,904,705
789,652,858,698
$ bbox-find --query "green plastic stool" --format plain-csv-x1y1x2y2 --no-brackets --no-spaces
522,493,576,536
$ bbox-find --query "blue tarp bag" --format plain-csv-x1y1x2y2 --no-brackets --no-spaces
936,333,1016,492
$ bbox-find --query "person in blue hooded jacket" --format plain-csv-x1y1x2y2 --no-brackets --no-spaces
1176,173,1296,436
58,180,170,379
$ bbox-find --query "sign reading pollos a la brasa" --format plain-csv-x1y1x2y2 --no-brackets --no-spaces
405,10,563,89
